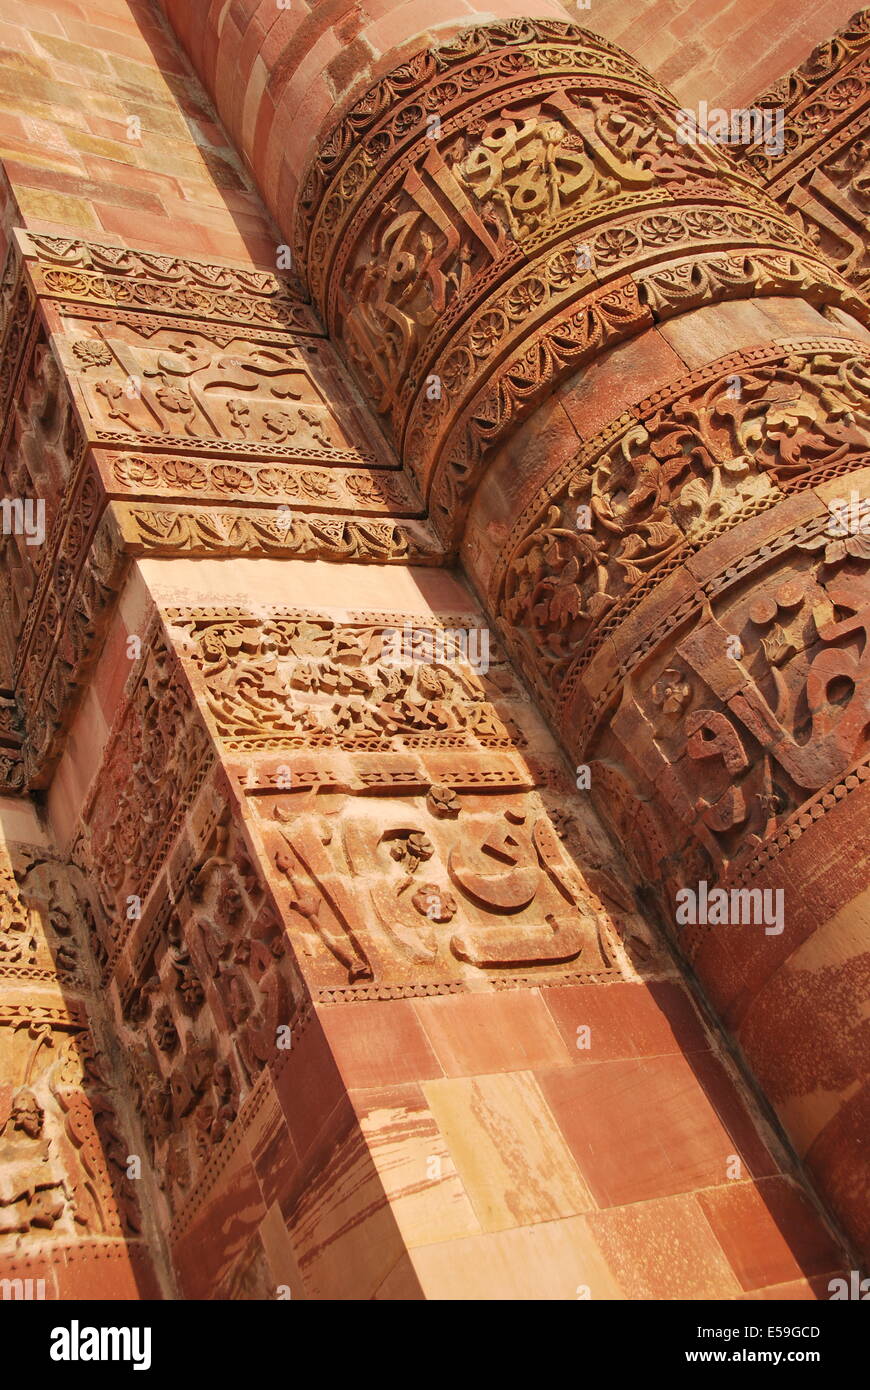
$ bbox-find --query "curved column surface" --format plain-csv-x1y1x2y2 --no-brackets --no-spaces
464,301,870,1260
160,0,575,219
158,8,870,1258
288,20,865,533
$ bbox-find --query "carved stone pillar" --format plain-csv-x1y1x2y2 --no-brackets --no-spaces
735,8,870,299
287,22,870,1258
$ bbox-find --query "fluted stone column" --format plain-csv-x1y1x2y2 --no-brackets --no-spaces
163,5,870,1261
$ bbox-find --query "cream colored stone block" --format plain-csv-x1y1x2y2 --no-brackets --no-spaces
422,1071,594,1232
359,1094,482,1248
407,1215,624,1300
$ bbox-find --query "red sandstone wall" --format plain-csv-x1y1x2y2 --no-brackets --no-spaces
0,0,278,263
567,0,860,108
161,0,577,223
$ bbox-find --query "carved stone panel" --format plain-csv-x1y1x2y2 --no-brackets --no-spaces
0,834,150,1260
155,604,652,999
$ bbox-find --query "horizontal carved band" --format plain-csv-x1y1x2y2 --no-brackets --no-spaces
493,338,870,707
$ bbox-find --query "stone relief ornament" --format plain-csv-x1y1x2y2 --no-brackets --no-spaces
0,838,145,1249
170,608,520,752
119,602,645,999
735,9,870,294
0,4,866,1291
497,343,870,701
0,226,446,791
295,17,863,525
569,539,870,904
266,787,617,988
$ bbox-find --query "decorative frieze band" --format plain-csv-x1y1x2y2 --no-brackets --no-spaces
295,18,865,525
